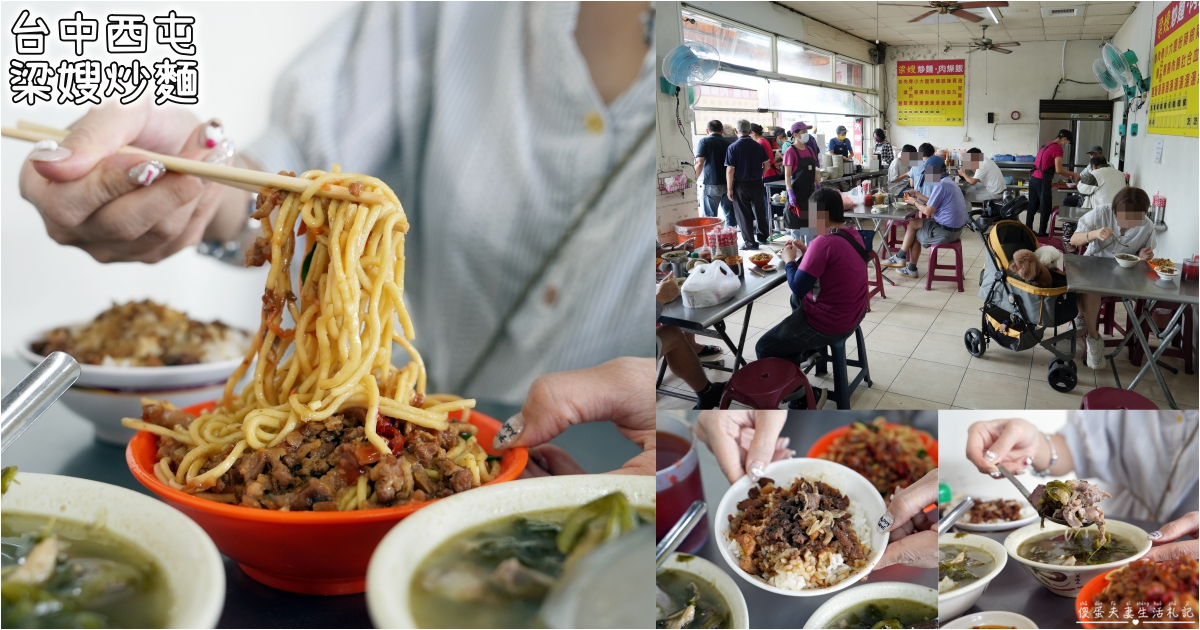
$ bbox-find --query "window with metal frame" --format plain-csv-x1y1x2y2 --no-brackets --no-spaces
681,8,772,72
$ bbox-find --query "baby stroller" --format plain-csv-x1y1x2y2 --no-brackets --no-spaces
964,212,1080,392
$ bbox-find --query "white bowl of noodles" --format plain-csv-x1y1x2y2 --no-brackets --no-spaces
714,458,889,597
2,471,225,627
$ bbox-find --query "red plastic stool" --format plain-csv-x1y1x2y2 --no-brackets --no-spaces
719,358,814,410
1130,301,1195,375
1081,387,1159,410
884,220,905,254
867,251,887,307
1048,208,1063,239
925,240,964,292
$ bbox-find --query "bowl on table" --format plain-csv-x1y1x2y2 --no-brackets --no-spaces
2,472,226,627
714,458,889,597
806,422,939,465
801,582,937,629
748,253,772,268
365,474,653,628
938,533,1008,619
1155,266,1180,282
658,553,750,629
19,332,245,445
126,400,528,595
1003,520,1151,598
1113,253,1139,269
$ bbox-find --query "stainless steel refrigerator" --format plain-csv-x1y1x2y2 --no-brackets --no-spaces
1038,100,1115,171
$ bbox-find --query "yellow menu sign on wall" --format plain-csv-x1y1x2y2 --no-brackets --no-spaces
896,60,965,126
1148,0,1199,137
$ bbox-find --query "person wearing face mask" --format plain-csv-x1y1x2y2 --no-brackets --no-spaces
1069,186,1157,370
828,125,854,158
872,128,893,169
755,186,870,409
782,121,822,242
882,155,968,279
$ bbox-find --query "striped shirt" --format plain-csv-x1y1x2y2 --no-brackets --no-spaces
244,2,655,403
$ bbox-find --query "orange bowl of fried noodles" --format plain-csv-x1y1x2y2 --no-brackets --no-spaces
806,418,937,497
127,400,527,595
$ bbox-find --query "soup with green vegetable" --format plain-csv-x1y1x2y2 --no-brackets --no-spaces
1017,529,1137,566
411,492,651,628
823,598,937,629
938,544,996,593
1,512,169,628
656,567,729,629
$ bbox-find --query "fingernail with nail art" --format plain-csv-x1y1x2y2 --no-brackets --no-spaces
1022,456,1034,467
492,413,524,450
990,471,1002,478
1148,531,1163,539
985,450,997,461
128,160,166,186
28,139,73,162
748,460,766,482
202,121,224,148
204,138,236,165
780,437,790,448
877,515,893,531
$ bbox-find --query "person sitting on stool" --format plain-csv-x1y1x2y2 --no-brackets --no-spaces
755,186,870,409
959,147,1005,205
882,155,969,279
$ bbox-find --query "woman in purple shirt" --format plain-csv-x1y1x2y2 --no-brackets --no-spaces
755,186,870,408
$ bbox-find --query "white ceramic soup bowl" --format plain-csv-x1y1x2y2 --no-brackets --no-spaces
1003,520,1151,597
1,472,225,628
659,553,750,629
365,474,653,629
20,332,247,445
714,457,889,597
802,581,937,629
937,533,1009,619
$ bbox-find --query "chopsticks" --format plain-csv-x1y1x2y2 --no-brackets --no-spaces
1,122,386,204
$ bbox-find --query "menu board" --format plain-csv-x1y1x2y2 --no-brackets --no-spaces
896,59,965,126
1148,0,1199,137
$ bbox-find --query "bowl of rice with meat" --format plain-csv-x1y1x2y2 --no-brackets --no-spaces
715,458,888,597
18,300,253,444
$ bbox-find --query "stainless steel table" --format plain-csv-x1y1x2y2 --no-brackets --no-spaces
686,411,939,629
0,355,640,628
657,265,788,401
847,206,915,288
944,516,1164,628
1063,255,1200,409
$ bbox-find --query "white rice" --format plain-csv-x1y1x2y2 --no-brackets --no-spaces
725,479,873,591
201,329,252,362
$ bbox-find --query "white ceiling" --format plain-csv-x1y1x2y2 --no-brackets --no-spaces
775,1,1137,46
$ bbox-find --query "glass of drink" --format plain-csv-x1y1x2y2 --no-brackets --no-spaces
656,415,708,555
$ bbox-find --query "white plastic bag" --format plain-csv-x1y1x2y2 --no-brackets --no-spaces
681,260,740,308
846,186,865,206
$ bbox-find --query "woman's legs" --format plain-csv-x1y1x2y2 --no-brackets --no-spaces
1077,292,1107,370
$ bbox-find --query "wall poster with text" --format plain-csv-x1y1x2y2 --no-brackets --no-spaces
896,59,965,126
1148,0,1199,137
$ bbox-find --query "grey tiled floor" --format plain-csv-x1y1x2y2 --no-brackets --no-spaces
657,218,1198,410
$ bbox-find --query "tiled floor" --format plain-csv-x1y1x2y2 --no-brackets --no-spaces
657,219,1198,411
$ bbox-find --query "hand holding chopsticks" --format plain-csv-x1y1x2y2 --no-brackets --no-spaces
2,121,385,204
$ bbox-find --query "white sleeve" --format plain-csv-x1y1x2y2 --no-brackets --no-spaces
1074,209,1098,234
244,4,434,178
1061,412,1120,482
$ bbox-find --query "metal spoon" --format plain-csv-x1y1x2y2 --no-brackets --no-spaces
939,496,974,533
995,464,1094,528
655,500,707,570
1,352,79,453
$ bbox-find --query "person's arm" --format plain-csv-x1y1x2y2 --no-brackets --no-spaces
725,165,735,199
785,264,818,299
1053,155,1078,180
693,156,706,181
961,170,980,185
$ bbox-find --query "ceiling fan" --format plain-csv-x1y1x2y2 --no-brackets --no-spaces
944,24,1020,54
879,1,1009,24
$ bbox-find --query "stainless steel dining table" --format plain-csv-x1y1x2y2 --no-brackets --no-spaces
1063,254,1199,409
657,264,788,401
683,412,939,629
